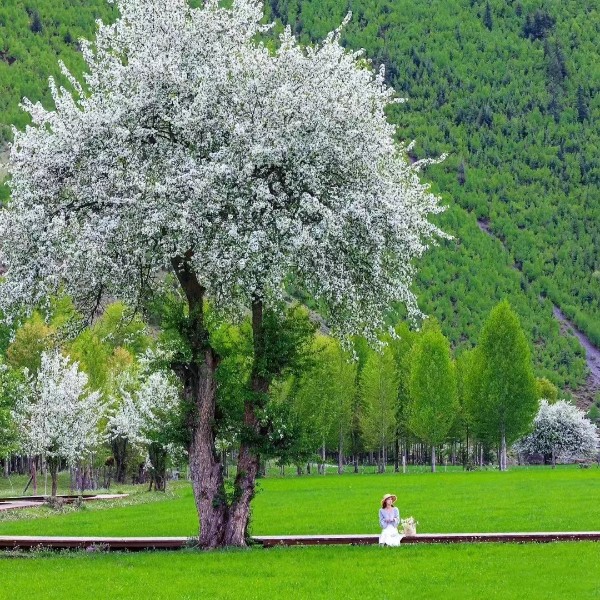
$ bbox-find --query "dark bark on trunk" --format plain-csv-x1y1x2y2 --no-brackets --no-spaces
111,437,128,484
148,442,168,492
224,298,266,547
172,254,227,549
48,458,59,497
30,456,37,495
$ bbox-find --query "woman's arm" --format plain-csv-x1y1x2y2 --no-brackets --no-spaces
379,509,387,529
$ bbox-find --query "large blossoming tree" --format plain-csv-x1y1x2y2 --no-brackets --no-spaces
0,0,446,546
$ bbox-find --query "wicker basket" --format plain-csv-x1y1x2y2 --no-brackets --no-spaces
402,523,417,536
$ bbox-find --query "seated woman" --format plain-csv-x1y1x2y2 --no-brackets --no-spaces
379,493,402,547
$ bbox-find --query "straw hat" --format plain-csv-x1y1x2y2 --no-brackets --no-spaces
381,493,397,508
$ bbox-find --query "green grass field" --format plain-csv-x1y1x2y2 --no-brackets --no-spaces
1,467,599,599
0,466,598,536
1,543,599,599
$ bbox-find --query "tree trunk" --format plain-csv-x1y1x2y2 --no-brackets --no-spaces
172,254,227,548
48,458,59,497
111,437,128,484
223,298,266,547
551,447,556,469
431,445,437,473
500,427,507,471
30,456,37,495
338,428,344,475
148,443,168,492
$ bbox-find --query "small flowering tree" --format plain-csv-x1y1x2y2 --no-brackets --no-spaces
1,0,446,545
515,400,599,467
13,351,103,496
107,369,181,491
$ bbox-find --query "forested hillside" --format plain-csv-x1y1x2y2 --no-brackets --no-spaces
0,0,598,397
265,0,600,392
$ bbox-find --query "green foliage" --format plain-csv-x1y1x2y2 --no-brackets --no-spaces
0,359,22,454
0,0,118,143
291,335,356,460
209,303,317,458
407,321,457,448
5,311,56,373
535,377,559,402
470,300,538,446
359,345,397,454
264,0,600,393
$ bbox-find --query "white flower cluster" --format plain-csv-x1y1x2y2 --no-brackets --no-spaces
515,400,599,461
0,0,446,339
13,351,104,464
107,370,180,449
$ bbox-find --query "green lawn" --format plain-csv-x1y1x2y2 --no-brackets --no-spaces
1,467,599,599
1,543,599,599
0,466,598,536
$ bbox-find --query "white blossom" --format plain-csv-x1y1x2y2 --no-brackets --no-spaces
0,0,447,340
107,370,180,449
515,400,599,462
13,351,104,464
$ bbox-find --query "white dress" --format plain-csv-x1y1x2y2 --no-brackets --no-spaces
379,507,403,546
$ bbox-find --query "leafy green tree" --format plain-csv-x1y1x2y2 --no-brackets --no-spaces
454,349,478,465
291,335,355,473
471,301,537,470
407,322,457,472
387,322,417,470
6,312,56,374
535,377,559,403
0,360,23,458
359,346,398,472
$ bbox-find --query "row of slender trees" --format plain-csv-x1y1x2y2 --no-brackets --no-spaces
277,301,548,473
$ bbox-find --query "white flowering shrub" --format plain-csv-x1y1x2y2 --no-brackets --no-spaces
13,351,104,494
515,399,599,464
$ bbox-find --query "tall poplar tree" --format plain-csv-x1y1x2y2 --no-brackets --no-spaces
359,346,398,472
407,322,457,472
472,301,537,471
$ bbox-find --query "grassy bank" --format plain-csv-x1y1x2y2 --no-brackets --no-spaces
0,466,598,537
1,543,599,599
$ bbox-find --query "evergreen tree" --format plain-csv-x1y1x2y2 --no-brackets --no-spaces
483,2,493,31
30,10,43,34
576,85,589,123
